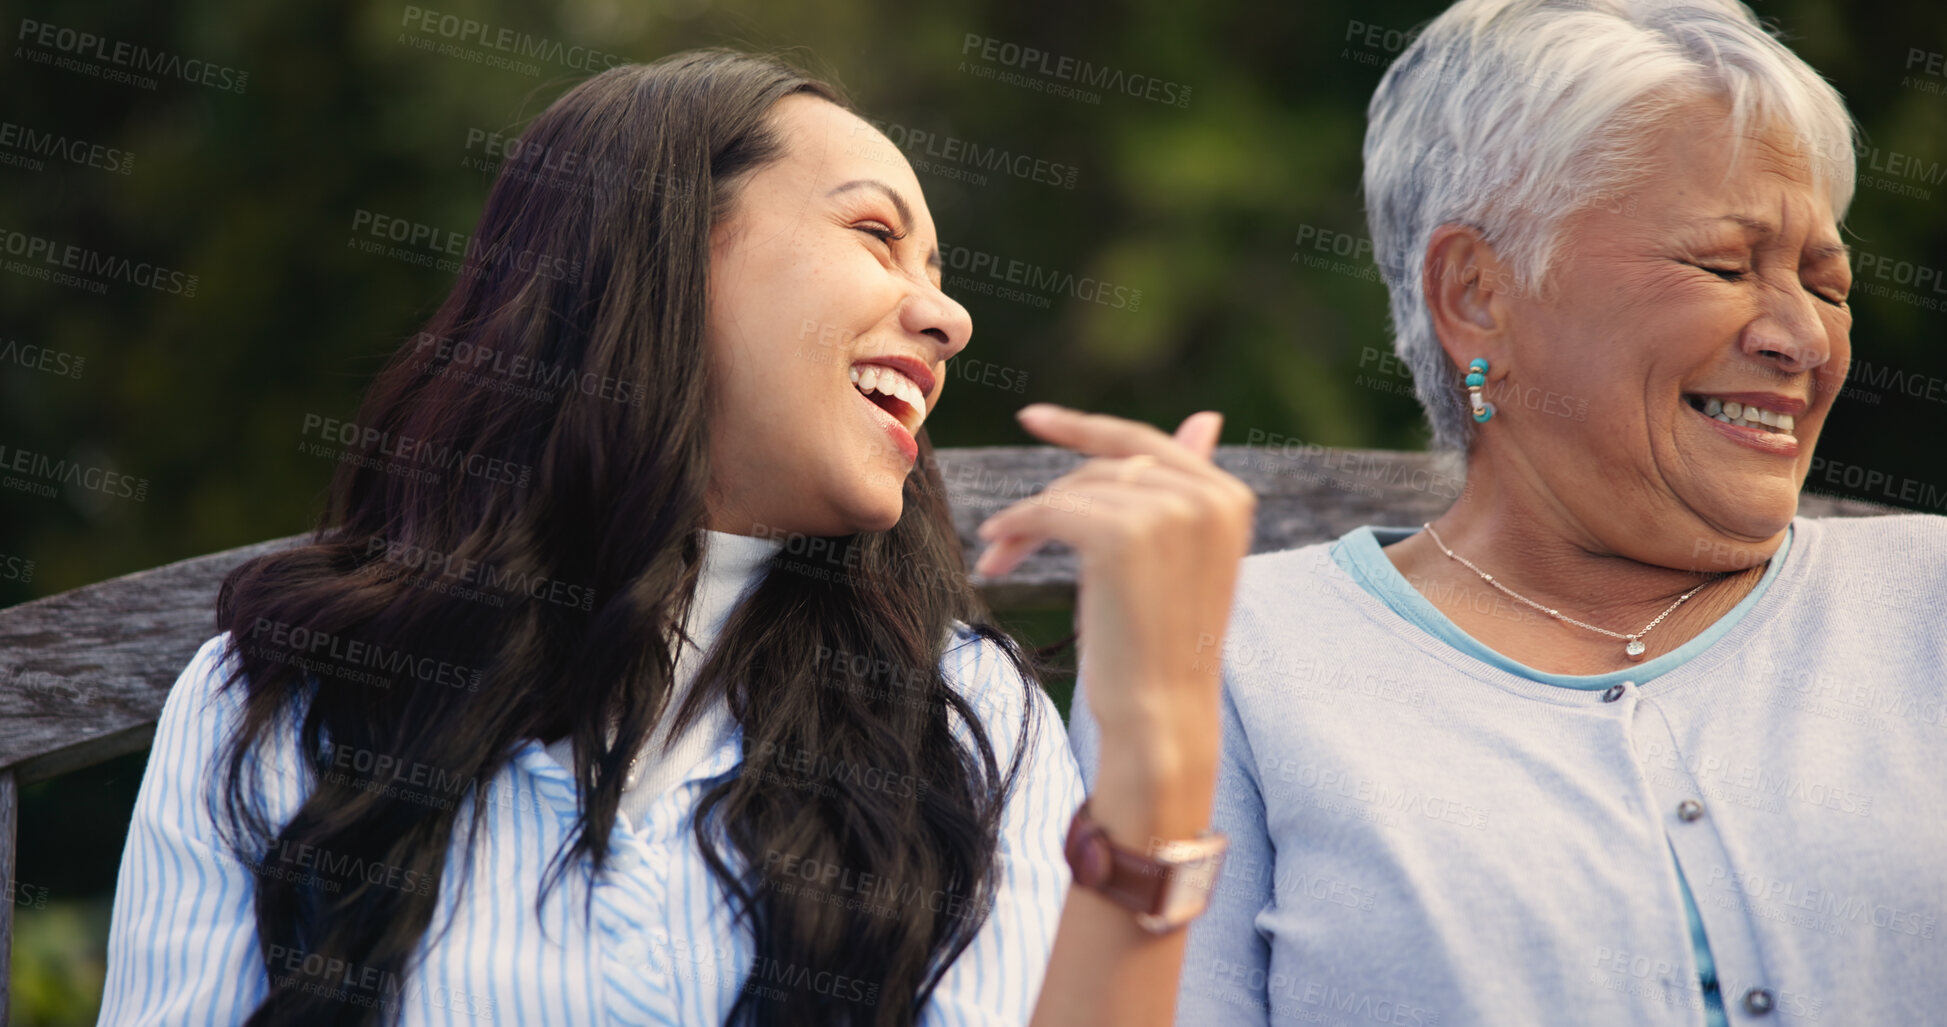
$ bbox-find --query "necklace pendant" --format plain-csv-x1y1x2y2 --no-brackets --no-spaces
1624,639,1647,659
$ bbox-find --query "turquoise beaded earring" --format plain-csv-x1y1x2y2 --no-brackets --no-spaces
1465,358,1494,423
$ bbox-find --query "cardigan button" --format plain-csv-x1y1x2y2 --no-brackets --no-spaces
1601,683,1628,703
1676,799,1705,822
1741,987,1775,1015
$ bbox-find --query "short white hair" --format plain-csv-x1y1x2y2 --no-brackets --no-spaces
1363,0,1857,449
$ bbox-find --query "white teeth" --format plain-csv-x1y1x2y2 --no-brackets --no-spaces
848,363,928,429
1692,394,1796,434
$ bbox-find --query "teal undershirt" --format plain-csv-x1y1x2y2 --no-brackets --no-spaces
1330,524,1795,1027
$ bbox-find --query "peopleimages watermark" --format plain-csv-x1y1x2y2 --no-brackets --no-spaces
411,331,642,408
0,119,133,175
357,534,597,612
348,208,583,284
1198,954,1444,1027
959,33,1192,109
850,117,1079,191
0,550,35,583
458,126,694,203
1907,48,1947,97
1807,455,1947,511
648,934,881,1008
266,944,496,1020
316,740,473,811
0,336,84,379
1854,142,1945,200
4,661,94,707
0,441,148,502
397,5,624,78
1852,249,1947,313
1242,428,1471,502
764,849,990,923
1353,346,1590,420
244,616,484,692
0,226,199,297
222,834,437,897
1702,864,1937,940
298,413,534,489
1291,224,1384,284
748,522,968,597
14,18,248,93
8,878,51,909
795,318,1030,393
747,740,931,801
940,242,1142,312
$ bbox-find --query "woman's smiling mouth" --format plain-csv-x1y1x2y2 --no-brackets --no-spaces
849,358,931,462
1682,392,1804,456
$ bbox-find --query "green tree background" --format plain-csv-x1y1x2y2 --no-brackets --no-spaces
5,0,1945,1020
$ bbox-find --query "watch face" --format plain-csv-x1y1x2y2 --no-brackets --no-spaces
1138,848,1227,932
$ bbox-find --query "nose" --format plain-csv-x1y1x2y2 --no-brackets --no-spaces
900,277,972,362
1738,277,1832,377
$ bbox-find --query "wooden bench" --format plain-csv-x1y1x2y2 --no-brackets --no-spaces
0,445,1891,1011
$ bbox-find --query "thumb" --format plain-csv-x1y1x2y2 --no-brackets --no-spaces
1172,410,1223,459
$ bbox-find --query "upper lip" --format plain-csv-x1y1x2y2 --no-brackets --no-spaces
1685,391,1809,417
849,353,937,398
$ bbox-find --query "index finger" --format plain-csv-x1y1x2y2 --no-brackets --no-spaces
1013,404,1219,472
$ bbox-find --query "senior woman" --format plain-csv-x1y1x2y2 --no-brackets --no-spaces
1070,0,1947,1024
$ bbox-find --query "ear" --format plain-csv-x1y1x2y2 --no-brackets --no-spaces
1422,224,1514,379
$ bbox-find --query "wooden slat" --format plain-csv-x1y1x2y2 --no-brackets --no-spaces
0,536,304,785
0,446,1894,782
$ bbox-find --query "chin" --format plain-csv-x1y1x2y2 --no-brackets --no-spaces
840,491,906,535
1684,502,1795,571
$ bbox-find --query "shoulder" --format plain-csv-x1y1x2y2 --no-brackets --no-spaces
1794,511,1947,567
1237,537,1343,595
153,630,310,815
1790,513,1947,599
164,631,247,723
1226,536,1365,642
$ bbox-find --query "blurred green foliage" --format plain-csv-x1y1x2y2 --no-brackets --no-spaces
5,0,1947,1021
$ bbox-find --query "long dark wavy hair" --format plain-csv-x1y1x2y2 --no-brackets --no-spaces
209,49,1039,1027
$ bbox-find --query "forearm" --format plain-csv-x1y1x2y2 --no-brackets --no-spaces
1030,717,1219,1026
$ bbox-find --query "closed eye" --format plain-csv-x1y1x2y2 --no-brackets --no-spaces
1695,263,1747,281
853,220,907,245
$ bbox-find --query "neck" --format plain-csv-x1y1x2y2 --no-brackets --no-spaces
1387,456,1782,673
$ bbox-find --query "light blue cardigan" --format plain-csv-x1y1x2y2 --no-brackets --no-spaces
1073,514,1947,1026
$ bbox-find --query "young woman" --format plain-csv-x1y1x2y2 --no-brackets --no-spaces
98,50,1253,1026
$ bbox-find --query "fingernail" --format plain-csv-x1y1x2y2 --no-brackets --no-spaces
976,518,998,540
1017,403,1060,421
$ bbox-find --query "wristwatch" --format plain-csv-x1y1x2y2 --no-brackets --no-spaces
1063,800,1229,934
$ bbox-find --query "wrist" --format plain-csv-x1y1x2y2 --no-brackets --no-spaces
1090,725,1219,844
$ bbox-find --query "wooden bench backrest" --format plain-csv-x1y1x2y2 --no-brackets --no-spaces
0,445,1890,1012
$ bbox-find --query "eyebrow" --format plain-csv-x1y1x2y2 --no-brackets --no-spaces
1711,214,1850,263
828,179,942,270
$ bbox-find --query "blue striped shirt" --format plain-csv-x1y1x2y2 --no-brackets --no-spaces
98,628,1084,1025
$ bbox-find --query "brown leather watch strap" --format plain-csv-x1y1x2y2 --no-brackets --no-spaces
1063,799,1228,933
